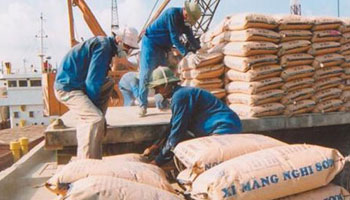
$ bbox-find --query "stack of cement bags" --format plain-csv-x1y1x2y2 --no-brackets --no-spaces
45,154,182,200
220,13,285,117
340,19,350,111
277,15,316,116
178,52,226,99
175,136,350,200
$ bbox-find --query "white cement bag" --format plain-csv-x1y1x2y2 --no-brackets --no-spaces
341,56,350,68
312,17,343,31
226,89,284,106
280,53,314,67
182,64,224,79
341,32,350,45
191,144,347,200
229,103,285,117
224,28,280,43
211,32,226,46
223,41,278,57
279,184,350,200
225,77,283,94
281,65,315,81
314,66,344,80
224,54,278,72
210,89,226,99
341,43,350,55
278,15,313,30
208,42,228,54
312,30,342,43
340,18,350,33
182,78,223,90
282,78,314,92
281,88,315,104
225,65,282,82
340,90,350,102
313,53,345,69
174,134,287,176
314,77,343,91
312,88,342,103
284,99,316,116
308,42,341,56
64,176,181,200
226,13,278,30
278,40,311,56
102,153,148,163
280,30,312,42
179,52,224,71
210,16,230,38
340,101,350,111
313,99,343,113
46,159,174,195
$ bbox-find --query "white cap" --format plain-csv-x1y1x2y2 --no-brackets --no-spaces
117,26,139,49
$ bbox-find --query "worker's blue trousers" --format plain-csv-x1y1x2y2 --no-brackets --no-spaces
139,36,167,108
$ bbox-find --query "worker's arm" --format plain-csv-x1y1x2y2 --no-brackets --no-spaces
168,12,188,56
155,94,192,165
85,41,111,107
184,26,201,51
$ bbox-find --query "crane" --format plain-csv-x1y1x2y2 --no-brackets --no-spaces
111,0,119,34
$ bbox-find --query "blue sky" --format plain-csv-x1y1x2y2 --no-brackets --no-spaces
0,0,349,72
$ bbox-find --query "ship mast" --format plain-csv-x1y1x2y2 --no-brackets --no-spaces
35,13,48,72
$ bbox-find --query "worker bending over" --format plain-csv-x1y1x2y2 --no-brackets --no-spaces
148,67,242,166
138,1,202,117
119,71,168,109
54,27,139,159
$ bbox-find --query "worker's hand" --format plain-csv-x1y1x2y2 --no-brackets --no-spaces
186,52,201,66
142,144,160,157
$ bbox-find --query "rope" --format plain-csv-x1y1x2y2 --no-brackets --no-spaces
159,67,169,87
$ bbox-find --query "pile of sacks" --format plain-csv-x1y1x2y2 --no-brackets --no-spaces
178,52,226,99
45,154,182,200
174,134,350,200
340,19,350,111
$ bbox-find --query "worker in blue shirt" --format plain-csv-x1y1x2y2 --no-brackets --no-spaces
138,1,202,117
146,66,242,166
119,71,169,109
54,27,139,159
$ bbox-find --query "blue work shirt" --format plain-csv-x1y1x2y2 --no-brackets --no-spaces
55,36,121,107
145,7,200,56
155,86,242,165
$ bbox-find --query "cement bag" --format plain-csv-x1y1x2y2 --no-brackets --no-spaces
224,54,278,72
229,103,285,117
340,90,350,102
64,176,181,200
223,41,278,57
313,99,343,113
182,64,224,79
225,65,282,82
212,32,227,46
312,30,342,43
102,153,147,163
200,31,212,44
308,42,341,56
224,28,280,43
313,53,345,69
278,15,313,30
174,134,287,175
312,17,343,31
281,65,315,81
284,99,316,116
280,53,314,67
210,16,230,38
312,88,342,103
314,77,343,91
341,56,350,68
225,77,284,94
45,159,174,195
341,43,350,55
340,101,350,111
191,144,346,200
282,78,314,92
279,184,350,200
314,66,344,79
208,42,227,54
179,52,224,71
226,89,284,106
226,13,278,30
342,73,350,80
279,30,312,42
281,88,315,104
340,18,350,33
182,78,223,89
278,40,311,56
210,89,226,99
341,32,350,45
